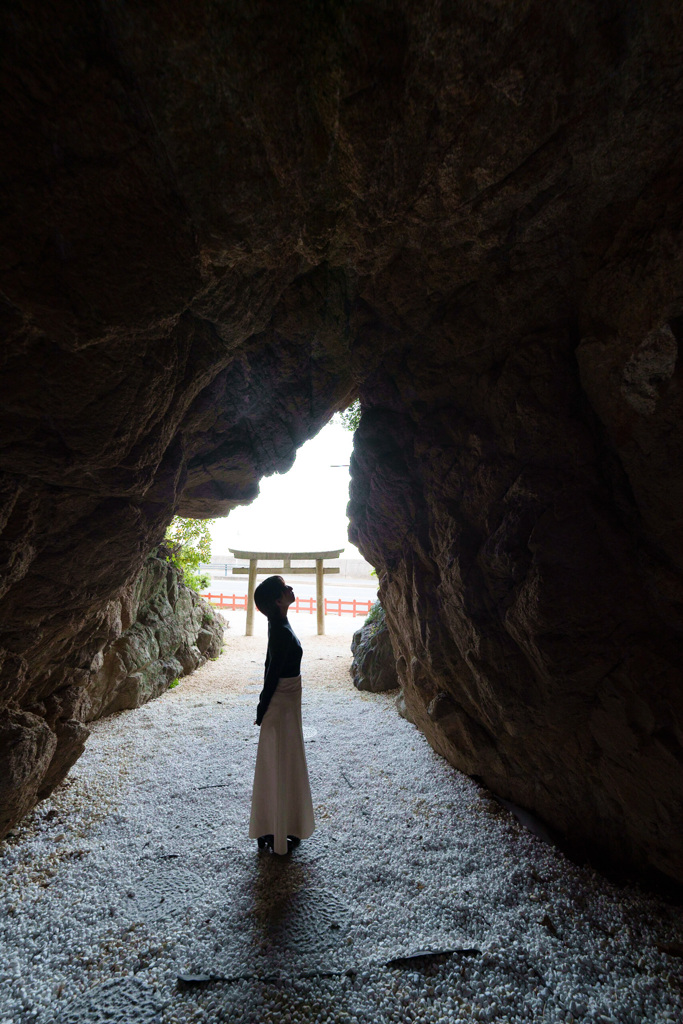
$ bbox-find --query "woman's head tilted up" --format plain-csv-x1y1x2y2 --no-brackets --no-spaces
254,575,295,620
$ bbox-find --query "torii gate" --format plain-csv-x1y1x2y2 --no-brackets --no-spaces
229,548,344,636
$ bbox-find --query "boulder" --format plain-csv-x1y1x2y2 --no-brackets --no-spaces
0,711,57,836
350,603,398,693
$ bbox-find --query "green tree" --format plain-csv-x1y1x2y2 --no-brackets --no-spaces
164,517,214,592
338,399,361,431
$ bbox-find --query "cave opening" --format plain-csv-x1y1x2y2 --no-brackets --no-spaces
1,1,683,1017
208,413,364,587
197,407,374,630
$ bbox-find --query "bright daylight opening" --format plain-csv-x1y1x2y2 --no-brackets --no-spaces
202,413,376,637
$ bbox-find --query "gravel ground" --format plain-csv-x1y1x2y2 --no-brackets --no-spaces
1,618,682,1024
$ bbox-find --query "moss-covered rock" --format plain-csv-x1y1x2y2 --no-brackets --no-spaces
85,546,223,720
350,602,398,693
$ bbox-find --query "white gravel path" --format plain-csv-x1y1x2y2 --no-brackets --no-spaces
1,616,682,1024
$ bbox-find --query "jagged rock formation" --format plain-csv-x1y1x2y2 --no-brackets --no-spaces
350,603,397,693
1,2,682,880
0,548,223,838
85,545,223,721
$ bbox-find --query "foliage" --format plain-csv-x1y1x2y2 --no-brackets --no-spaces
169,678,180,689
364,599,384,627
164,516,214,592
338,399,361,432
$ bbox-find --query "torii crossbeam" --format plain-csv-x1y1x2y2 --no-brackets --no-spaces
228,549,344,635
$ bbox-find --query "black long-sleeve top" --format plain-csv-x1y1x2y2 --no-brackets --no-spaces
255,617,303,725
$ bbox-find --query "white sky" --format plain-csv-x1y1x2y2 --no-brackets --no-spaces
209,416,363,559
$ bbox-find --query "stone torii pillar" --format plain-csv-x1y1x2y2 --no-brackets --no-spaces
228,549,344,636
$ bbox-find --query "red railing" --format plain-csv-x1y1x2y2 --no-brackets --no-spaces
202,593,373,617
324,598,373,617
203,593,248,610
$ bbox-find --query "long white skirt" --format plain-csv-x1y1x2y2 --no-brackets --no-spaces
249,675,315,855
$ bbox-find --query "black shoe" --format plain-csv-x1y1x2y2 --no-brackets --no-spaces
287,835,301,853
257,834,274,850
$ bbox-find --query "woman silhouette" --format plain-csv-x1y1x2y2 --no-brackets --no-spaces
249,575,315,855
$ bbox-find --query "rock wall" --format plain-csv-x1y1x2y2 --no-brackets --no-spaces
1,1,682,878
84,545,223,721
0,548,223,837
348,332,682,880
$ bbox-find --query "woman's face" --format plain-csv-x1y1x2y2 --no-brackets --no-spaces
274,583,295,616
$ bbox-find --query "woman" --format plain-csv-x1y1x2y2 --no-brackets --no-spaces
249,575,315,855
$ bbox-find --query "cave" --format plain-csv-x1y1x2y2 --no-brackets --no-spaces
1,0,682,893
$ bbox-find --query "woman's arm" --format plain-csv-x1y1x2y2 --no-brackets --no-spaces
255,627,292,725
